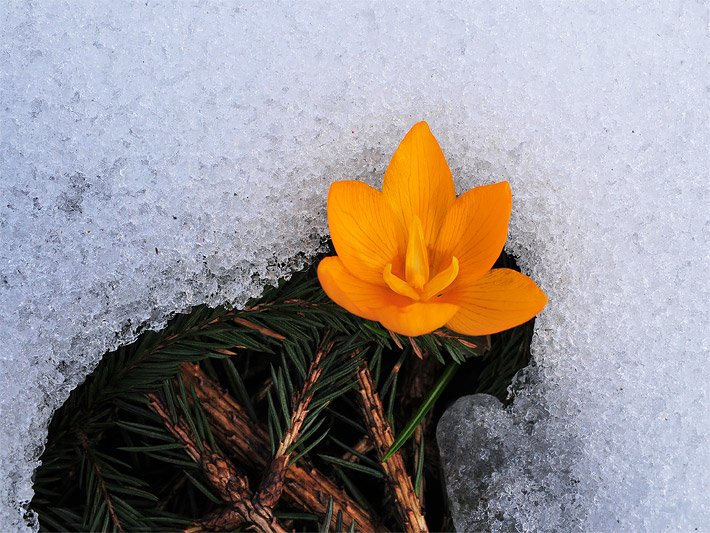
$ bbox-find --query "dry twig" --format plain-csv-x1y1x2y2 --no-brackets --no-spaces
233,317,287,340
181,363,384,532
254,339,334,509
146,393,287,533
413,425,426,507
356,364,428,533
341,435,374,463
400,352,441,510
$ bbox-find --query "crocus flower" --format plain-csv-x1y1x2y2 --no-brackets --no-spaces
318,121,547,337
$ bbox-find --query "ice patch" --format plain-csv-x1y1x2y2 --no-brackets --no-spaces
1,1,707,530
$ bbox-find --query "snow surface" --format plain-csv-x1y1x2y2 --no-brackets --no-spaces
1,1,707,530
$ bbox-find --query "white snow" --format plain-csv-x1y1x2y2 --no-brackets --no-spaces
1,1,707,530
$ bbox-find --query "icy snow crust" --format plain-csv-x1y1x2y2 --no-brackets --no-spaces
1,1,707,530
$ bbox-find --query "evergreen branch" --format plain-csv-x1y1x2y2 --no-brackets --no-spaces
355,364,428,533
181,363,384,532
34,248,532,531
255,338,335,509
146,393,288,533
79,433,124,533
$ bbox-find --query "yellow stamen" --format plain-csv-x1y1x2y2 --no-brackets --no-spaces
405,216,429,289
422,256,459,301
383,263,421,301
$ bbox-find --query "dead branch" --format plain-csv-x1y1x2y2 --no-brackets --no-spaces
233,317,287,340
253,375,274,404
432,330,491,352
400,351,443,512
356,364,428,533
413,425,426,508
181,363,384,532
254,339,334,509
409,337,426,360
146,393,287,533
341,436,374,463
243,298,318,313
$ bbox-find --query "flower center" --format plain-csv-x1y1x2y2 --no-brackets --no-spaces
383,216,459,302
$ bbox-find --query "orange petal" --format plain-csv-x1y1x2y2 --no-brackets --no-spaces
431,181,512,286
382,122,456,247
328,181,406,285
443,268,547,336
318,256,408,322
377,301,460,337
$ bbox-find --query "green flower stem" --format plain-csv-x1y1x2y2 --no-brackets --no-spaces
383,361,460,461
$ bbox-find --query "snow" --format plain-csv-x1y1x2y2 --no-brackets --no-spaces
1,1,707,530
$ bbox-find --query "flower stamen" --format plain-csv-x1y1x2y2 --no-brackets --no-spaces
405,216,429,290
422,256,459,300
383,263,421,301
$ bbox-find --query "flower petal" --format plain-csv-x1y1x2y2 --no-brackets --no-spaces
382,122,456,247
431,181,512,285
377,301,460,337
443,268,547,336
328,180,407,285
319,256,460,336
318,256,409,321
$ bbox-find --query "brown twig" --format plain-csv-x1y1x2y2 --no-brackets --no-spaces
243,298,319,313
413,425,426,507
356,364,429,533
341,435,374,463
406,354,440,512
409,337,426,360
389,330,404,350
432,330,492,352
181,363,384,532
146,393,287,533
155,473,188,512
253,376,274,404
233,317,287,340
254,338,334,509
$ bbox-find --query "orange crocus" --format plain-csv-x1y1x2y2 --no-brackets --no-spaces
317,121,547,337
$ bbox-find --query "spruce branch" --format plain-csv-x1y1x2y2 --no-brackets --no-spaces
255,338,334,509
181,363,383,532
79,432,124,533
355,364,428,533
146,393,287,533
34,249,532,532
